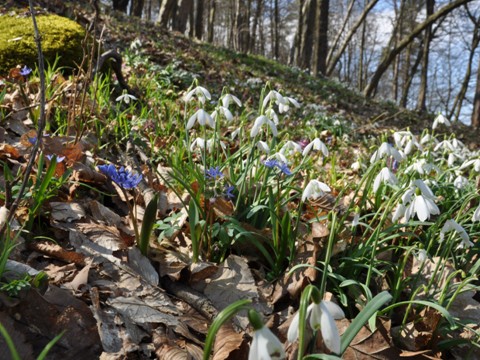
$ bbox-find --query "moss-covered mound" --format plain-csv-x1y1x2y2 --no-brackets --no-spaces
0,13,85,75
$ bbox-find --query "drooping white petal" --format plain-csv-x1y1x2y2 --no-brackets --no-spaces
321,301,345,320
251,115,267,137
319,302,342,354
249,326,285,360
414,195,430,222
186,113,198,130
257,141,270,154
392,204,406,222
472,205,480,222
302,180,331,202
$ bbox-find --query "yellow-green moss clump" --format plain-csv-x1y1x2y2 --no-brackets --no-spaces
0,13,85,75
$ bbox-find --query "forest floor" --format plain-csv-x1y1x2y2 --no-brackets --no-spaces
0,2,480,360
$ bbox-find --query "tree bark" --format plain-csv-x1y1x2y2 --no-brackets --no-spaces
250,0,263,53
194,0,204,39
207,0,216,43
416,0,435,112
173,0,194,33
112,0,129,12
312,0,329,76
298,0,316,70
472,56,480,128
157,0,177,28
364,0,473,98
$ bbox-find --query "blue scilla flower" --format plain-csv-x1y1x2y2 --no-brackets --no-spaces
224,185,235,199
98,164,142,189
263,159,292,176
20,66,32,76
206,166,224,179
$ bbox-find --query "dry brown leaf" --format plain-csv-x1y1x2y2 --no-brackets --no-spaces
0,143,20,159
204,255,272,330
158,250,190,281
63,260,92,291
77,222,131,251
212,324,248,360
50,202,86,222
28,240,86,265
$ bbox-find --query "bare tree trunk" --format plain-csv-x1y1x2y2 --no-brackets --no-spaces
451,7,479,121
298,0,316,70
290,0,304,65
235,0,249,52
416,0,435,112
131,0,145,17
273,0,280,59
173,0,193,33
250,0,263,53
364,0,473,98
312,0,329,76
472,57,480,128
358,0,367,89
195,0,205,39
113,0,129,12
399,38,424,108
328,0,356,67
326,0,378,76
207,0,216,43
157,0,177,28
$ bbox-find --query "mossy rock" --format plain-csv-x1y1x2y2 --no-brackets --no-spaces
0,13,85,75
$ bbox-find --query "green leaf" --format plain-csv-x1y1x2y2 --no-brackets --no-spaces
139,194,159,255
340,291,392,354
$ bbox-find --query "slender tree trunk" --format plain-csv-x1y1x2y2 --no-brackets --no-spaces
399,38,424,108
326,0,378,76
328,0,355,67
312,0,329,76
195,0,205,39
112,0,129,12
235,0,249,52
272,0,279,59
131,0,145,17
290,0,304,65
472,57,480,128
250,0,263,53
173,0,193,33
298,0,316,70
358,0,367,89
207,0,216,43
416,0,435,112
157,0,177,27
364,0,473,98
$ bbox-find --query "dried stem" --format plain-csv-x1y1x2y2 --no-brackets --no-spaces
0,2,47,239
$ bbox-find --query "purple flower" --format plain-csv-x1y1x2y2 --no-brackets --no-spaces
98,164,142,189
28,136,37,145
46,154,65,163
277,162,292,176
206,166,224,179
263,159,279,168
20,66,32,76
263,159,292,176
224,185,235,199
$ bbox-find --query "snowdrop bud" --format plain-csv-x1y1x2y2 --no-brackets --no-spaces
0,206,9,228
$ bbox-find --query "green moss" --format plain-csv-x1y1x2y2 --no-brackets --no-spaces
0,13,85,75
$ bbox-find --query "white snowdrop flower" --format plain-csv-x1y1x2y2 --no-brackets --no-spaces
271,152,288,164
280,141,303,156
352,213,360,227
257,141,270,154
211,106,234,122
402,179,440,222
432,114,451,129
251,115,278,137
392,204,406,223
186,109,215,130
249,324,285,360
287,301,345,354
302,138,329,157
420,133,436,145
447,152,464,167
370,142,403,164
190,137,205,152
405,159,439,175
453,175,469,189
265,108,279,124
333,119,341,126
413,249,428,263
351,161,361,172
302,180,331,202
221,93,242,108
460,158,480,173
0,206,9,228
278,97,300,113
373,167,398,192
115,92,137,104
231,128,241,140
262,90,287,110
439,219,473,248
472,205,480,222
184,85,211,104
393,131,421,155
